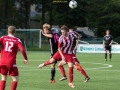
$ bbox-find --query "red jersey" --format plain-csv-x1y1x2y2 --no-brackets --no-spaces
0,35,28,66
58,33,74,54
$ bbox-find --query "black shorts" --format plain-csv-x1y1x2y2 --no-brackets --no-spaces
104,46,111,51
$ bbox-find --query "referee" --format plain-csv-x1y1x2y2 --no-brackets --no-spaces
103,30,113,61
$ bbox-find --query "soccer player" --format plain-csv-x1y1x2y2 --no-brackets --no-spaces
38,25,75,88
40,23,60,83
0,26,28,90
59,29,90,82
69,28,80,55
103,30,113,61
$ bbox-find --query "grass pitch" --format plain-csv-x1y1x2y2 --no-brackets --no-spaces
4,51,120,90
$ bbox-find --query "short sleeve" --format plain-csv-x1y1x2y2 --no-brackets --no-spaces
0,36,4,44
111,35,113,40
103,36,105,41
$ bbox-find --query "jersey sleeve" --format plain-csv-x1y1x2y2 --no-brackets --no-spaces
111,35,113,40
0,36,3,44
58,36,63,47
17,39,28,60
103,36,105,41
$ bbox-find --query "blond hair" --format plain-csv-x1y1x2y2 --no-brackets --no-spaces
42,23,51,31
8,26,16,34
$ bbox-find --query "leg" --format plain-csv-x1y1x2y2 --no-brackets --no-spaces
109,51,112,61
74,62,87,77
58,61,67,81
10,76,18,90
104,50,107,61
0,74,7,90
38,58,55,68
50,62,57,83
38,51,62,68
74,62,90,82
67,62,75,88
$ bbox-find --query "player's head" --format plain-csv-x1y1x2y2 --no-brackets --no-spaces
42,23,51,34
106,30,110,35
8,26,16,35
61,25,69,36
69,28,74,32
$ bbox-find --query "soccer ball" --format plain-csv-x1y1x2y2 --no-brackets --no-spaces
69,0,78,9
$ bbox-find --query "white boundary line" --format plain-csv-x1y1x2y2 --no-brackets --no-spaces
18,62,113,72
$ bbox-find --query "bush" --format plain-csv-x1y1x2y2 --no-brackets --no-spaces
114,37,120,44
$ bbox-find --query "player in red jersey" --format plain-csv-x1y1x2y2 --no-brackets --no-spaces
59,28,90,82
0,26,28,90
38,25,75,88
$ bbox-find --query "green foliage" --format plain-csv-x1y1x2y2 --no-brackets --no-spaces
114,37,120,44
0,0,120,37
87,0,120,37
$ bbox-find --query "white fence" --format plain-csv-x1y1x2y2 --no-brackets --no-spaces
77,44,120,53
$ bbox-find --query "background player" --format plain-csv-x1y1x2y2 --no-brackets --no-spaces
69,28,80,55
103,30,113,61
0,26,28,90
40,23,60,83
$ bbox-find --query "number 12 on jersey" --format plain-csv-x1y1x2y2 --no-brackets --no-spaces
5,41,14,52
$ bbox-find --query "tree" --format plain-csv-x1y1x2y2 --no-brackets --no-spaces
87,0,120,37
52,0,88,28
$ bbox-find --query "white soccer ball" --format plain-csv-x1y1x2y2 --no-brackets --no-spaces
69,0,78,9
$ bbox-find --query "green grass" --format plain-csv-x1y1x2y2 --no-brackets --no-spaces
4,51,120,90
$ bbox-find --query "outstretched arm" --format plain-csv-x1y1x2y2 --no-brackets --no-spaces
40,30,53,38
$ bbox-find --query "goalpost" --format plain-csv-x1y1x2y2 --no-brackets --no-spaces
15,29,42,48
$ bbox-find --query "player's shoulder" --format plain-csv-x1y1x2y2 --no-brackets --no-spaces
0,35,7,38
109,35,113,37
14,37,21,42
59,35,64,42
103,35,107,37
8,35,21,43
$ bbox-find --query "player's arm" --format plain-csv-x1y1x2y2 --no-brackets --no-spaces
103,40,105,47
40,30,53,38
74,40,79,50
103,36,105,47
109,36,113,46
109,40,113,46
74,31,81,40
18,42,28,65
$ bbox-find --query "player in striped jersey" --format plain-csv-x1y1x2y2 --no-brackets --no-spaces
59,28,90,82
38,25,75,88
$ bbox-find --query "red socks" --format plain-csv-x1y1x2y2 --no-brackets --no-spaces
75,62,88,77
0,80,6,90
77,68,88,77
59,65,66,77
10,81,18,90
0,81,17,90
69,67,73,83
44,60,51,66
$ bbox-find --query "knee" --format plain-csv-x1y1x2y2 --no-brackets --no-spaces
58,63,62,67
1,75,7,81
12,76,19,82
51,64,55,68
